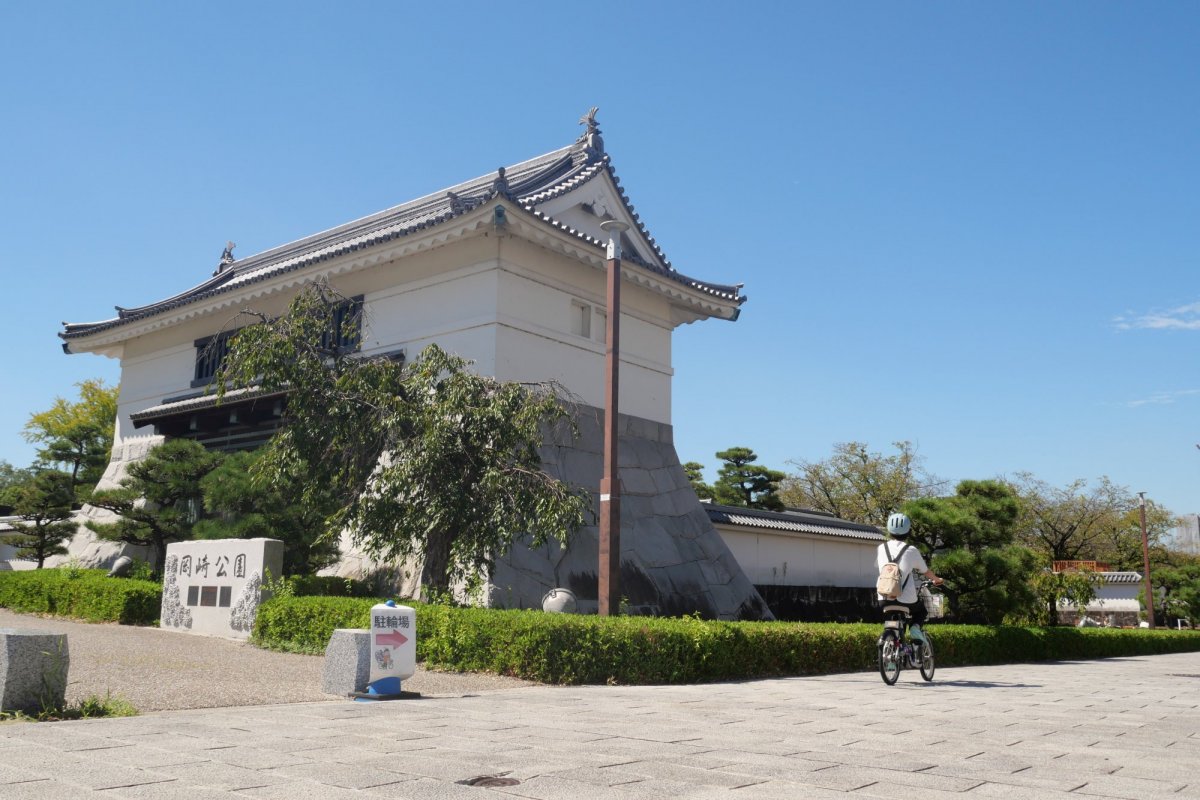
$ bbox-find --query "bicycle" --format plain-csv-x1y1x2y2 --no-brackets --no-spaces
877,579,938,685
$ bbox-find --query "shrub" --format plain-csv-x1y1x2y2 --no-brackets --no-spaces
288,575,375,598
0,568,160,625
250,596,1200,685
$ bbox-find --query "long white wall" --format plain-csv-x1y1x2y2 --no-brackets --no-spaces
716,525,880,588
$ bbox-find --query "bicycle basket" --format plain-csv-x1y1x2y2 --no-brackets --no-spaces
919,585,944,620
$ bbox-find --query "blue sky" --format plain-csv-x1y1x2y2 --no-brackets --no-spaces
1,3,1197,516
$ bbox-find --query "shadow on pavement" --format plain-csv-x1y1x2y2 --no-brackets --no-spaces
924,680,1043,688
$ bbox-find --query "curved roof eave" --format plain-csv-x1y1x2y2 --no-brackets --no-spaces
62,125,745,345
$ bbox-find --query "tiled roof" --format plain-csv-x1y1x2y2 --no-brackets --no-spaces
62,119,744,342
1100,571,1143,584
129,386,288,427
705,503,884,542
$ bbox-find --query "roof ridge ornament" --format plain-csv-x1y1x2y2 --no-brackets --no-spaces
577,106,604,162
491,166,513,199
214,241,236,276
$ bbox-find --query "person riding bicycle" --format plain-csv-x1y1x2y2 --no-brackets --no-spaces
877,512,944,646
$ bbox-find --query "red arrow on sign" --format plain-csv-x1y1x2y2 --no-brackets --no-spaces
376,629,409,647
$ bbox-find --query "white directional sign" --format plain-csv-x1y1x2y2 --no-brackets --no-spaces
369,601,416,687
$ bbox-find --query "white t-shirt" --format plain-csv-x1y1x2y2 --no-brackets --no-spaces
876,539,928,604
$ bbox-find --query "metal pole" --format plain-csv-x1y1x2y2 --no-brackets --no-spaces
598,220,628,617
1138,492,1155,628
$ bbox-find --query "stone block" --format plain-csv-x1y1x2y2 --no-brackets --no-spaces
322,629,370,696
621,468,658,496
0,629,68,714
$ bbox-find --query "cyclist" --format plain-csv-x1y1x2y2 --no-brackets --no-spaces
877,512,944,647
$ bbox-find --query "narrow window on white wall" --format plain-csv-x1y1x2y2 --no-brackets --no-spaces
595,310,607,343
571,301,592,339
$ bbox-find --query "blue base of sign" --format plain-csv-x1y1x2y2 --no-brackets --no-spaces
351,677,404,702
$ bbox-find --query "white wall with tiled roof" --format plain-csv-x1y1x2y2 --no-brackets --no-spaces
714,523,880,589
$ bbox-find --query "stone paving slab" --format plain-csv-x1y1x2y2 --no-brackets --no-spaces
3,651,1200,798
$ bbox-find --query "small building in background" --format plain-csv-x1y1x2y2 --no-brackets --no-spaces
705,504,884,621
1051,561,1143,627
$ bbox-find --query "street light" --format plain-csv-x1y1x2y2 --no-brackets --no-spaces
598,219,629,617
1138,492,1155,628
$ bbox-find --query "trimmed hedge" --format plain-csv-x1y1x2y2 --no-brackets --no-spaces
0,569,161,625
251,596,1200,685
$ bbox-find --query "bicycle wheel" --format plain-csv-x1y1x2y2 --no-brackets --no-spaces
878,630,900,685
918,637,935,682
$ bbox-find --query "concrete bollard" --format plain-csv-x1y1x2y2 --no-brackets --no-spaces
322,629,371,696
0,629,69,715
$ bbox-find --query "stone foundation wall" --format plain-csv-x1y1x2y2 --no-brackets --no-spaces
54,437,164,570
754,585,879,623
488,405,772,621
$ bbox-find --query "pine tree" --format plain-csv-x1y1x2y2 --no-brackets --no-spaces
4,471,77,567
711,447,786,510
86,439,223,576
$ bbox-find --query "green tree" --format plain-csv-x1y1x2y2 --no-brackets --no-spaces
711,447,785,510
195,449,341,576
0,460,38,511
1150,552,1200,626
86,439,223,576
22,379,118,500
780,441,946,526
1091,503,1176,572
904,479,1039,624
216,283,591,597
1025,564,1104,626
682,461,714,500
1009,474,1163,566
2,471,77,567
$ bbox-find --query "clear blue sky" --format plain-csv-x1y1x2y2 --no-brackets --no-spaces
2,3,1197,516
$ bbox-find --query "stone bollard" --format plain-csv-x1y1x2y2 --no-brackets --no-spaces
322,629,371,696
0,629,69,715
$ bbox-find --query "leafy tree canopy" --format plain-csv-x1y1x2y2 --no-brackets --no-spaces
0,460,38,510
710,447,786,510
22,379,118,499
1151,551,1200,626
216,282,591,597
780,441,946,526
1007,473,1173,568
86,439,223,576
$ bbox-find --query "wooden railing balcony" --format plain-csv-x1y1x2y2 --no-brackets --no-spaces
1052,560,1112,573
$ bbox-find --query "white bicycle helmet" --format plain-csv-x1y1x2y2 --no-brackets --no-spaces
886,512,911,537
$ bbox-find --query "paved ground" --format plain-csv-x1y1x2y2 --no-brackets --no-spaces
2,648,1199,798
0,609,533,711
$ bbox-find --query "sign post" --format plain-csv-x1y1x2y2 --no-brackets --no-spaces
357,599,416,700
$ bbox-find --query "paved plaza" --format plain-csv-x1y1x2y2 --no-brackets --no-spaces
2,651,1199,799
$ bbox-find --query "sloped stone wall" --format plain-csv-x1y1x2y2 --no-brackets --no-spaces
53,437,162,570
488,405,773,621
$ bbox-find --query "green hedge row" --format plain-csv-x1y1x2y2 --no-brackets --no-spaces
0,569,161,625
251,596,1200,684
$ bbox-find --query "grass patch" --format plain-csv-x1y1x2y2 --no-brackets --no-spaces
0,692,138,723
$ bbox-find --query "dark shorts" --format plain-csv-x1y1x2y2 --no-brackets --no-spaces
880,599,928,626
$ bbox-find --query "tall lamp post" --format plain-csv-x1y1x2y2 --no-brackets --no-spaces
1138,492,1155,628
598,219,628,617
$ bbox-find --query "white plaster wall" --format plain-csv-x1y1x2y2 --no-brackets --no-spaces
97,228,685,457
716,526,880,588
